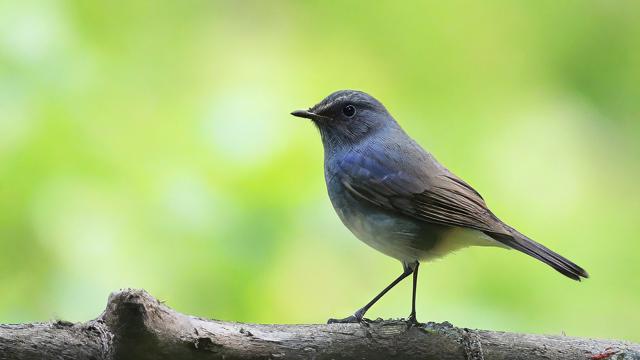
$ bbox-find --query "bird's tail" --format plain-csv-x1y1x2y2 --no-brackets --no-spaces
486,227,588,281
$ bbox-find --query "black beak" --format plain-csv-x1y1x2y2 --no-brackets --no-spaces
291,109,330,122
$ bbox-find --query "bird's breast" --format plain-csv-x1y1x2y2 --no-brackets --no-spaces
325,174,502,263
326,175,444,262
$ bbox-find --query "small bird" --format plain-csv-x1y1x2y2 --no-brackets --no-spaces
292,90,588,324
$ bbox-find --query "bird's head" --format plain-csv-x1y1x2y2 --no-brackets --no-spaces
291,90,397,150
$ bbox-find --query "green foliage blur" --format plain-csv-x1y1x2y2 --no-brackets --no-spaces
1,0,639,342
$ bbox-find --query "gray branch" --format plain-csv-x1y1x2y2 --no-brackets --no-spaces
0,289,637,360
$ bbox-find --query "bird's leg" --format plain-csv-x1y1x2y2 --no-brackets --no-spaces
407,261,420,325
327,265,414,324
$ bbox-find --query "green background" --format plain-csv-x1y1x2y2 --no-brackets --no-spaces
1,0,639,342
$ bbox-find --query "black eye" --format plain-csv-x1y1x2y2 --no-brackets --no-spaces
342,104,356,117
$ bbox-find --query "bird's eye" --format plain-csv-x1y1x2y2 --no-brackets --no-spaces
342,104,356,118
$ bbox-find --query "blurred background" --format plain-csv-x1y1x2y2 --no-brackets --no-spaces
1,0,639,342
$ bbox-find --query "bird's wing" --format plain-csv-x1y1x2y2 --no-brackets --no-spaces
336,145,588,280
337,150,507,235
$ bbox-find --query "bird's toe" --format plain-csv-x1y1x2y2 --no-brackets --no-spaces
327,315,361,324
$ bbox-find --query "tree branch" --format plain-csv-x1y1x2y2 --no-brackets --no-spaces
0,289,637,360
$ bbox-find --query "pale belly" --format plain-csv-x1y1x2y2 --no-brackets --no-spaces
328,179,502,263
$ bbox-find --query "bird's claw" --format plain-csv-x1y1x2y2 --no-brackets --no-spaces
406,313,421,327
328,309,372,324
327,315,361,324
328,308,369,324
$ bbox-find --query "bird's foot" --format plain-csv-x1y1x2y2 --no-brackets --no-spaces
327,315,360,324
406,313,421,327
327,309,366,324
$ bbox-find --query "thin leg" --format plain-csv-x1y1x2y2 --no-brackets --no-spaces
328,265,414,324
408,262,420,324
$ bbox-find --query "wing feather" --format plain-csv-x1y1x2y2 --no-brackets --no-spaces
333,146,588,280
337,151,506,234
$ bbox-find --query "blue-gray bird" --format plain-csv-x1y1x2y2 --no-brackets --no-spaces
291,90,588,324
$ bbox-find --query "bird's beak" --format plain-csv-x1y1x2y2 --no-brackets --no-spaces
290,109,330,122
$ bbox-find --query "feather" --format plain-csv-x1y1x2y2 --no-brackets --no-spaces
336,145,588,280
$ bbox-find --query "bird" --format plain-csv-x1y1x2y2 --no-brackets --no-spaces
291,89,588,324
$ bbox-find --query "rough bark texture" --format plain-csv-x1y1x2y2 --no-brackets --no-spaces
0,289,637,360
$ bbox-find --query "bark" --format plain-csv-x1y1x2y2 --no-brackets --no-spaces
0,289,637,360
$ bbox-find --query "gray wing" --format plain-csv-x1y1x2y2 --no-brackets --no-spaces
336,149,509,235
336,148,589,280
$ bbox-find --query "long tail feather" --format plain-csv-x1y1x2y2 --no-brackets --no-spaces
486,228,588,281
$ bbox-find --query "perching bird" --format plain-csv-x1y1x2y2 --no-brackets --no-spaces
291,90,588,324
